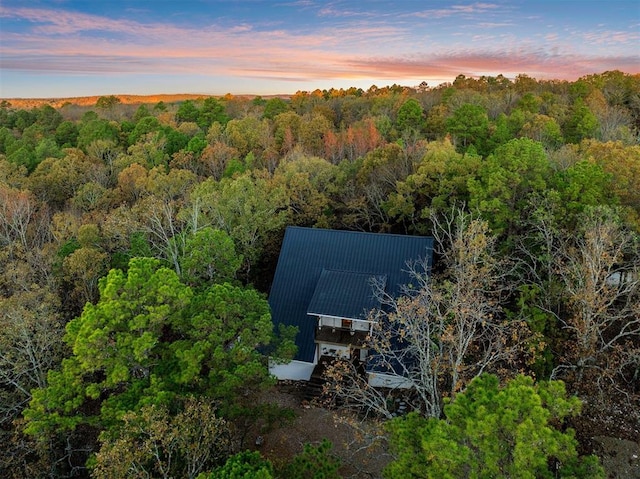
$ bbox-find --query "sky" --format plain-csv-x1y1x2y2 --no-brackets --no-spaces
0,0,639,98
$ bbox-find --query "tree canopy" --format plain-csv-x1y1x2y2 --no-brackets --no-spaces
385,374,604,479
1,71,638,477
24,257,289,435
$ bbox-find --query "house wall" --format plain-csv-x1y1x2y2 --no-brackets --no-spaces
318,343,350,359
367,372,413,389
268,359,315,381
318,315,371,332
351,319,371,332
319,316,341,329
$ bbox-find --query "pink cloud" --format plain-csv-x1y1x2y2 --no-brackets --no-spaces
582,30,640,46
318,5,377,18
1,4,638,93
345,49,640,82
0,6,406,62
1,7,142,35
477,22,514,28
413,2,500,19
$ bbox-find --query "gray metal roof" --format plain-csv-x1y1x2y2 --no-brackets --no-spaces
307,269,386,320
269,227,433,363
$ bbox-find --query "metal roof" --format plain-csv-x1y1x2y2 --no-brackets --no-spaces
268,226,434,363
307,269,386,320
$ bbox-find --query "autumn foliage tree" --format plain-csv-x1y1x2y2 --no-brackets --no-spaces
92,398,233,479
325,209,532,418
550,206,640,390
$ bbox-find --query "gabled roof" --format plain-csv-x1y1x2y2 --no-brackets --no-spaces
269,226,433,363
307,269,386,320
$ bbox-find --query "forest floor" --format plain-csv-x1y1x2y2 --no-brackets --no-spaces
249,381,391,479
571,395,640,479
250,382,639,479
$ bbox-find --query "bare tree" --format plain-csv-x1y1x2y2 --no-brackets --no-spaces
0,185,36,250
551,206,640,386
325,208,531,418
0,287,64,424
134,195,185,276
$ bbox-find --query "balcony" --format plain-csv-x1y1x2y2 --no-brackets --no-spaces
315,326,368,347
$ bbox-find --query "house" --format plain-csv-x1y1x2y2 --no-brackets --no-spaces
268,226,433,387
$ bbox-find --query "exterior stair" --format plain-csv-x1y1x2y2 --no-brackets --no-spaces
302,356,331,402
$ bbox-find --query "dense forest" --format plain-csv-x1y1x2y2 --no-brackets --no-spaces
1,70,639,478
